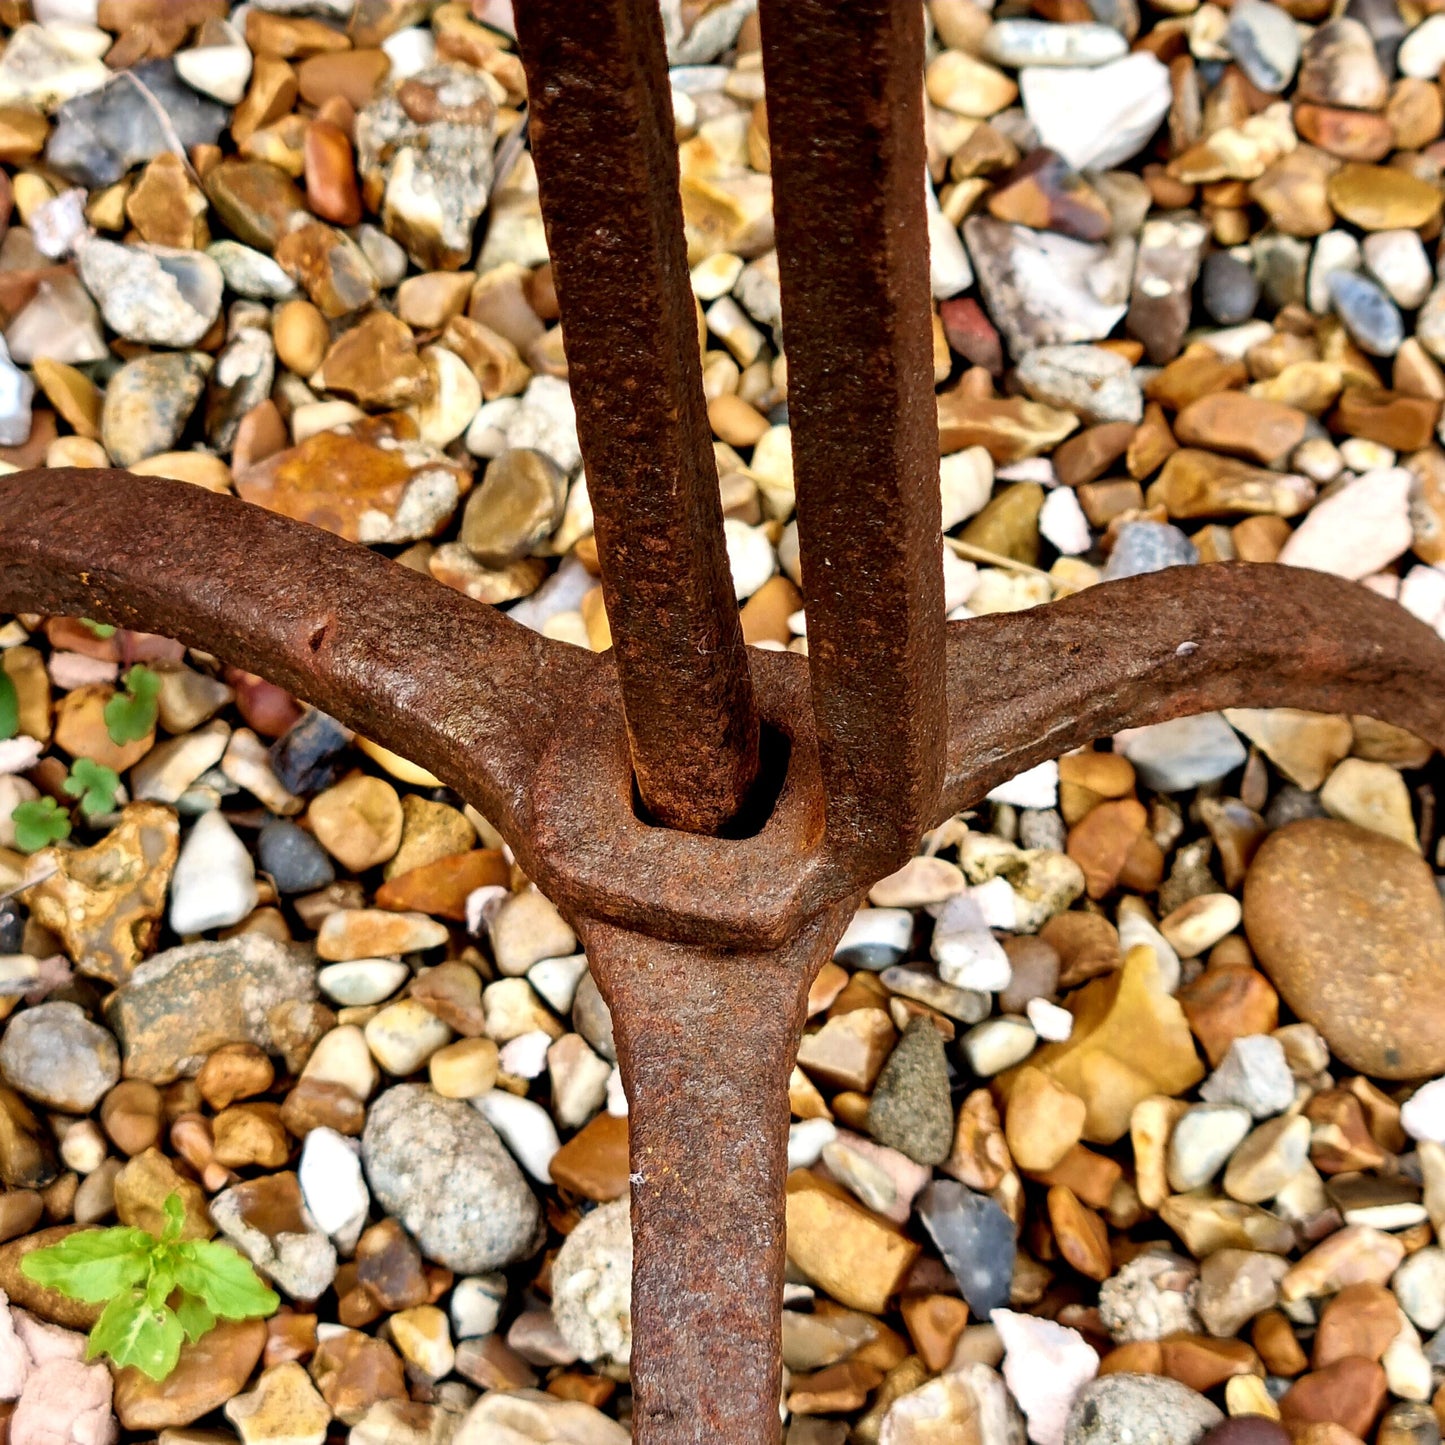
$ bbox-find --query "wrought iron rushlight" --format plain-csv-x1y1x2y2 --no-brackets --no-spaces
3,1,1445,1440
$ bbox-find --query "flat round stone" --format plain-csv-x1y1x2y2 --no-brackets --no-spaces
1244,818,1445,1078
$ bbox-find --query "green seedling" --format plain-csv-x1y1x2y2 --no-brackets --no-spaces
63,758,121,819
21,1193,278,1380
10,796,71,852
0,672,16,742
104,664,161,746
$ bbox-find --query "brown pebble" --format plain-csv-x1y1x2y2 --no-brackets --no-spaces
1312,1281,1401,1366
1280,1356,1388,1438
304,118,362,226
99,1080,163,1156
297,49,390,108
1253,1309,1309,1376
197,1042,276,1110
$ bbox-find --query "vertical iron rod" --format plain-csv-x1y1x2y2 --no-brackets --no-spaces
514,0,761,835
759,0,948,876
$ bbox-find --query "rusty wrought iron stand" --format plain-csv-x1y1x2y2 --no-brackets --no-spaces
3,1,1445,1440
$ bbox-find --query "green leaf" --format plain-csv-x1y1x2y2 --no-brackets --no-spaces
161,1192,186,1243
87,1290,184,1380
173,1239,278,1320
10,797,71,854
62,758,121,819
103,665,160,746
173,1290,215,1344
21,1227,153,1302
79,619,116,639
0,672,16,743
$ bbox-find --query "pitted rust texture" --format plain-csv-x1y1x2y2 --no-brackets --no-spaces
513,0,760,837
2,0,1445,1439
760,0,949,881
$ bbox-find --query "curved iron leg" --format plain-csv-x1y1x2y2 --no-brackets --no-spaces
941,562,1445,814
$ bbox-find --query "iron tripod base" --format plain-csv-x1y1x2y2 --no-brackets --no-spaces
582,907,854,1445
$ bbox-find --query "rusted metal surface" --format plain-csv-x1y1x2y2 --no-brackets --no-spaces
581,905,852,1445
513,0,760,836
759,0,948,879
940,562,1445,812
4,0,1445,1438
0,470,589,845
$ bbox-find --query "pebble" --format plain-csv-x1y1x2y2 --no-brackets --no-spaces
488,889,576,977
985,20,1126,67
1020,53,1172,172
550,1196,631,1367
453,1391,628,1445
962,216,1130,356
169,810,258,935
362,1085,538,1272
1016,345,1143,425
0,1001,118,1112
1225,1,1300,92
866,1018,954,1166
1115,714,1246,792
1244,820,1445,1078
317,909,447,962
1401,1077,1445,1143
932,894,1012,992
1063,1374,1223,1444
257,819,335,895
476,1089,561,1184
225,1362,329,1445
960,1016,1037,1076
1398,13,1445,76
1199,1035,1294,1118
100,351,210,468
77,237,223,348
918,1179,1016,1317
104,933,316,1084
1222,1114,1311,1203
211,1175,337,1301
835,908,913,972
1168,1104,1252,1191
364,999,452,1076
995,1310,1099,1445
1327,271,1404,357
1362,230,1432,310
879,1362,1024,1444
1103,522,1200,581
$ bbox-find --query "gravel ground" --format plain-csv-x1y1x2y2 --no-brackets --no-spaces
0,0,1442,1443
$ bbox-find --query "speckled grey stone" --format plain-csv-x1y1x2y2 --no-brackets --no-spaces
1064,1374,1222,1444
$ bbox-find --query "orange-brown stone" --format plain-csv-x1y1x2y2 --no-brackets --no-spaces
236,417,470,543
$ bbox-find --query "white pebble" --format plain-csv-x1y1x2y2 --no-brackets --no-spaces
606,1066,628,1117
932,893,1013,992
987,758,1059,810
788,1118,837,1170
451,1274,506,1340
1403,1077,1445,1144
527,953,589,1014
298,1127,368,1248
723,518,777,600
499,1029,552,1080
1399,13,1445,77
381,26,436,77
168,810,257,935
940,447,993,529
1039,486,1091,556
317,958,409,1007
477,1090,560,1183
1026,997,1073,1042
